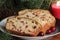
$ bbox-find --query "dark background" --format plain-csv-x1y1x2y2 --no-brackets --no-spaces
0,0,56,40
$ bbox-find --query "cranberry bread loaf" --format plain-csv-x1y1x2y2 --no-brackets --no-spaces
18,9,56,34
6,17,42,36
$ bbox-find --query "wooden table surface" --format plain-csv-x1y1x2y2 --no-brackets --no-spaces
46,34,60,40
46,20,60,40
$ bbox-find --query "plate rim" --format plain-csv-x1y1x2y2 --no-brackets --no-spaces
0,16,60,39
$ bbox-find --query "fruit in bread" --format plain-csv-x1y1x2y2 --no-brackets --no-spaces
18,9,56,34
6,17,42,36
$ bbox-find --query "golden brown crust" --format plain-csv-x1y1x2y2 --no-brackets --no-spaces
6,28,25,36
18,9,32,15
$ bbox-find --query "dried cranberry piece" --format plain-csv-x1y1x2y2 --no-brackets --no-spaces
17,17,21,20
28,30,31,32
25,25,28,28
26,15,29,17
35,15,38,16
20,21,24,23
32,21,34,23
33,26,36,29
10,21,14,24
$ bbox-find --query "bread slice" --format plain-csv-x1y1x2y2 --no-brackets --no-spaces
39,10,56,27
6,17,41,36
18,9,56,34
